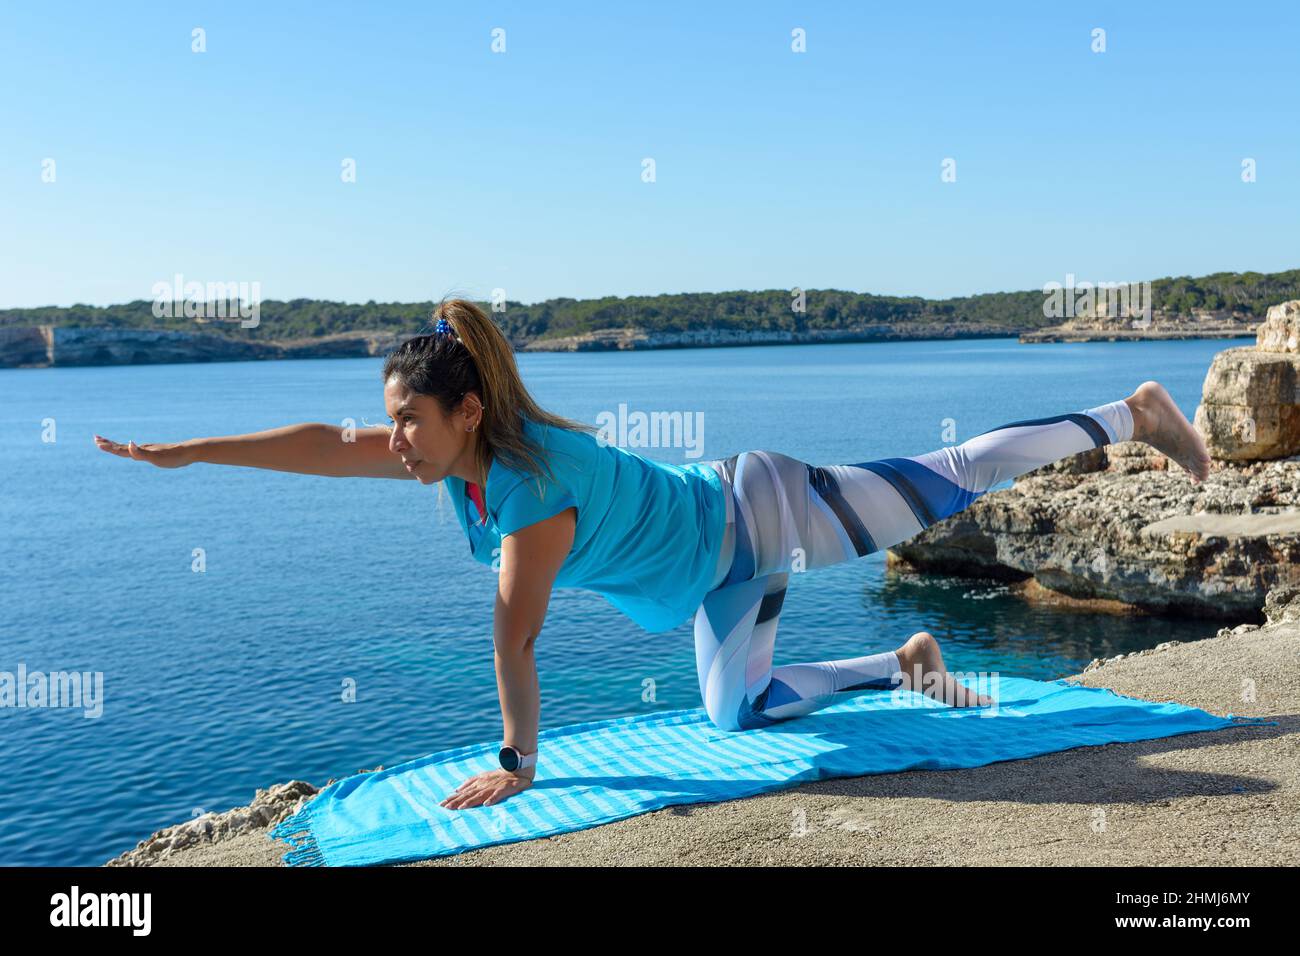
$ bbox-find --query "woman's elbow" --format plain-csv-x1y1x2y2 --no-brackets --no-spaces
493,590,549,653
494,624,541,656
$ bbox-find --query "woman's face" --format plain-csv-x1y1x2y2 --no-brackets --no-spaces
383,376,479,485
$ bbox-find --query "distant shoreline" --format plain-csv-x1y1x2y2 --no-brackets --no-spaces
0,322,1260,370
5,271,1289,368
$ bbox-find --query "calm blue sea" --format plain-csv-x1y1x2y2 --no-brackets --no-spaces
0,337,1237,865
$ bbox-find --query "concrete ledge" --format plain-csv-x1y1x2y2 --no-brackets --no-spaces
109,607,1297,867
1141,511,1300,537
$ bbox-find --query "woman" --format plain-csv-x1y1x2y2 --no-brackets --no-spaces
94,298,1212,812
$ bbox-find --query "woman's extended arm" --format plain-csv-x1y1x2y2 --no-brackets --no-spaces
440,505,578,810
94,424,415,479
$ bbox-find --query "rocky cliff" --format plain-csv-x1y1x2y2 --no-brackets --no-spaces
887,442,1300,621
1020,309,1257,343
1194,300,1300,460
0,326,405,368
2,306,1275,368
893,300,1300,619
520,323,1012,352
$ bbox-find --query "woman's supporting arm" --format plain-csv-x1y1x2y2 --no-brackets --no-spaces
490,506,579,772
437,507,577,809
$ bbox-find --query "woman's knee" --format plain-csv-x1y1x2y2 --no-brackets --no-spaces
707,699,777,733
700,683,753,732
705,708,745,733
700,686,744,732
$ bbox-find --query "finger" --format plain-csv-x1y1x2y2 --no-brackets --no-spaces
441,782,480,808
462,779,499,804
446,788,482,810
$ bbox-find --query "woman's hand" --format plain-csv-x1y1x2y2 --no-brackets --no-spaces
94,435,196,469
439,768,534,810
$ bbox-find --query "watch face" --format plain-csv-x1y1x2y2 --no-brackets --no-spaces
498,746,518,772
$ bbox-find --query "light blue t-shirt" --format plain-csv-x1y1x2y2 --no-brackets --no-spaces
443,416,728,633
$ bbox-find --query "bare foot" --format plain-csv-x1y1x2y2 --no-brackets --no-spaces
894,631,993,708
1124,381,1211,484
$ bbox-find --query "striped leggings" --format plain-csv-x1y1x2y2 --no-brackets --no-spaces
692,399,1135,732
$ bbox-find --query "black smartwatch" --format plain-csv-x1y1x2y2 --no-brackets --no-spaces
498,744,538,773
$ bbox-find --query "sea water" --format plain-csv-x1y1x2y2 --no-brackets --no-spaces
0,336,1236,864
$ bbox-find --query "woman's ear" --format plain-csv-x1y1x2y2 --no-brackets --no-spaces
465,394,486,429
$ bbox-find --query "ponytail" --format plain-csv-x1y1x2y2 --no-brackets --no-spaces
380,294,597,503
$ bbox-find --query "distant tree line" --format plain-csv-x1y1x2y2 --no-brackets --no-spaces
3,269,1296,343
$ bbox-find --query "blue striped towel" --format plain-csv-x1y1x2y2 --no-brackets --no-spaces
269,676,1271,866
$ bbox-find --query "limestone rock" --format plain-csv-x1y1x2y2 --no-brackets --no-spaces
889,452,1300,621
0,325,413,368
1262,583,1300,626
1025,444,1108,476
1257,299,1300,353
1020,309,1258,343
1193,345,1300,460
45,326,275,365
104,780,319,866
0,326,49,366
523,324,1013,352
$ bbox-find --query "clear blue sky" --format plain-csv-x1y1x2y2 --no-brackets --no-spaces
2,0,1296,309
